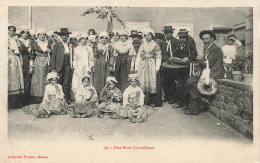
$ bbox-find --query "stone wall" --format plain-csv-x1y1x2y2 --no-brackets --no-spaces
209,79,253,139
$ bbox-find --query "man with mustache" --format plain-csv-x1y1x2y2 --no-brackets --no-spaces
184,30,225,115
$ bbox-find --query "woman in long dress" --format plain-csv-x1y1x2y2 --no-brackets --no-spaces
93,32,114,94
8,24,24,108
30,72,66,118
98,76,122,119
30,28,52,103
72,34,94,98
135,29,162,106
67,76,98,118
113,30,135,92
119,74,153,123
19,27,32,105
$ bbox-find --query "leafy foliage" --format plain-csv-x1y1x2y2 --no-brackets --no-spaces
231,55,245,71
81,6,126,31
244,51,253,74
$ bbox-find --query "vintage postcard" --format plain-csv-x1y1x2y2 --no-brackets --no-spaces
0,0,259,162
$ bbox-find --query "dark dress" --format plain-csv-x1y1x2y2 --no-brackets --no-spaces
113,41,135,92
93,43,114,94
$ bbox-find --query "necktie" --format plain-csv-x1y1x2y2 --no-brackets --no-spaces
166,40,172,57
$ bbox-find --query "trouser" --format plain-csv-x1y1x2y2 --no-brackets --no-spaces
58,63,72,101
186,76,200,109
176,68,190,107
161,67,177,102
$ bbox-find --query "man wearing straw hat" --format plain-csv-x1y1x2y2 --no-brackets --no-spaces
50,28,73,104
184,30,225,115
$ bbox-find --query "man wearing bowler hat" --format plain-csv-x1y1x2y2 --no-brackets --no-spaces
171,29,198,109
161,26,180,104
184,30,225,115
50,28,73,104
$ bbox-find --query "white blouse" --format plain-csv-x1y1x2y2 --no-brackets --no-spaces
123,85,145,106
42,84,64,103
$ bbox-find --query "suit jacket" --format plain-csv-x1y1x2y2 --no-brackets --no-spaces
161,36,180,63
198,43,225,80
51,42,71,72
174,41,198,61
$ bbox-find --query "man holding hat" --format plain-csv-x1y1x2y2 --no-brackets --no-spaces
161,25,180,104
184,30,225,115
50,28,73,104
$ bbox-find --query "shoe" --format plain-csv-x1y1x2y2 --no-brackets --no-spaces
137,115,145,123
182,106,188,111
81,113,88,118
171,103,180,108
183,108,199,115
98,114,104,118
168,100,176,104
76,114,81,118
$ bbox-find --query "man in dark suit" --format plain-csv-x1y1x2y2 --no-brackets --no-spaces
50,28,72,104
184,30,225,115
171,29,198,109
161,26,180,104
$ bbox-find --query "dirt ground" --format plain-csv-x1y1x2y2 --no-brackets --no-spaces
8,103,252,143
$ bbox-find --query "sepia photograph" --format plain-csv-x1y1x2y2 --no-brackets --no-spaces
1,1,259,162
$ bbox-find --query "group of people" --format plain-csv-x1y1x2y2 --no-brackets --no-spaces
8,23,226,120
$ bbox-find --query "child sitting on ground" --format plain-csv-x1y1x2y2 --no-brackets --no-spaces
119,73,154,123
98,76,122,119
67,76,98,118
29,72,66,118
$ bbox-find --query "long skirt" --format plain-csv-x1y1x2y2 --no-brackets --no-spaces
114,52,131,92
98,101,121,119
138,58,156,93
72,68,90,94
23,98,65,117
119,104,154,123
8,53,24,95
30,56,49,98
93,56,110,94
67,101,97,117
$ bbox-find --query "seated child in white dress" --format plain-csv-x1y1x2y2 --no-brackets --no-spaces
67,76,98,118
119,73,153,123
98,76,122,119
30,72,66,118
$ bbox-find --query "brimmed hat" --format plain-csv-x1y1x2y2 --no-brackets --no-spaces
144,29,155,37
70,31,80,39
199,30,216,40
99,32,109,39
106,76,117,84
129,30,140,37
36,28,46,35
162,26,175,32
46,72,59,81
88,29,96,35
128,73,139,81
138,32,143,38
118,30,128,36
60,28,71,35
178,29,189,37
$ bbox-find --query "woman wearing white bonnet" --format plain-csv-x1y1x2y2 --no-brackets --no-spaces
29,71,66,118
30,28,52,103
135,28,162,106
72,33,94,100
92,31,115,95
